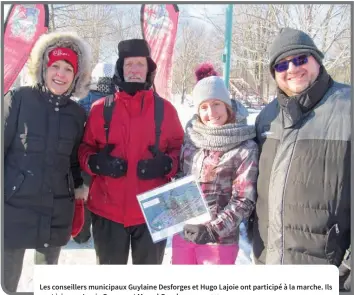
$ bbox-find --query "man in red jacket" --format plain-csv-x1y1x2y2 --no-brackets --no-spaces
78,39,184,264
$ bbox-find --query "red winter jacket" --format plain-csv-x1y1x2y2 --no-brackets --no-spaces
78,90,184,226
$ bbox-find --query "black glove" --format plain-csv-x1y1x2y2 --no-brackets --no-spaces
88,145,127,178
137,146,173,180
246,210,255,244
183,224,218,245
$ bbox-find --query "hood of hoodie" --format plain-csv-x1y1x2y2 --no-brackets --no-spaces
27,31,92,99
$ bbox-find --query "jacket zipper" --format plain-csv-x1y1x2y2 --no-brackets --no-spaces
279,127,301,264
335,224,339,234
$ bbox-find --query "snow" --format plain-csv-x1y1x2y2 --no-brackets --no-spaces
17,100,260,292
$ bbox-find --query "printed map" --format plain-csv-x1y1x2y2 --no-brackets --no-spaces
138,176,210,242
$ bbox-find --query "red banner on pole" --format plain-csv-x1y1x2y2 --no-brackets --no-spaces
141,4,179,101
4,4,49,93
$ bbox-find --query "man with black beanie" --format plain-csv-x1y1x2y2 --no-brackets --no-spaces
78,39,184,264
252,27,351,292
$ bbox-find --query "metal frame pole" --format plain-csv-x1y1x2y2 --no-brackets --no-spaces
223,4,233,89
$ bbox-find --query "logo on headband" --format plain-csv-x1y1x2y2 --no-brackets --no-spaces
52,49,70,57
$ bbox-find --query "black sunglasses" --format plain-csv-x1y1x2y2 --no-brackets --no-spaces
273,54,310,73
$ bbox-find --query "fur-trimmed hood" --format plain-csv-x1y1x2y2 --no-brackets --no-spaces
27,31,92,98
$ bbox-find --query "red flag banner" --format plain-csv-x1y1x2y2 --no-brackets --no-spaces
4,4,49,93
141,4,179,101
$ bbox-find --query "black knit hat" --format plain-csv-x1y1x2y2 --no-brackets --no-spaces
269,27,324,76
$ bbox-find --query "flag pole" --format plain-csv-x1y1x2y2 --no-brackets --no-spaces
222,4,233,89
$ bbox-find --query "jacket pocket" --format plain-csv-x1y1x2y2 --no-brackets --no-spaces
57,139,75,156
5,173,25,201
16,134,45,152
325,223,344,266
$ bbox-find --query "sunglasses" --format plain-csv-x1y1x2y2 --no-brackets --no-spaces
273,54,310,73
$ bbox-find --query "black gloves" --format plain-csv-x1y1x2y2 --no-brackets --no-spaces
88,145,127,178
88,145,172,180
183,224,218,244
246,210,255,243
137,146,173,180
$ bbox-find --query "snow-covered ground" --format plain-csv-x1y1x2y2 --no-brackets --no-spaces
17,100,260,292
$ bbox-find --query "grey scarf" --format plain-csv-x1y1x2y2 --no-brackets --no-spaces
185,114,256,152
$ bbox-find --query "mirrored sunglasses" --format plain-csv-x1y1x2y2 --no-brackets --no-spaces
273,54,310,73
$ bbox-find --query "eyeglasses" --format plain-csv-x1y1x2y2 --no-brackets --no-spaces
273,54,310,73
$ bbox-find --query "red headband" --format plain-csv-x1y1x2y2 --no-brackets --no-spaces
47,47,78,74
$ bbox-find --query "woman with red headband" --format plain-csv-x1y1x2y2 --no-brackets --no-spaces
3,31,92,292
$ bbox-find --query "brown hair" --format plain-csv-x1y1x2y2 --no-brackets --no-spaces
225,104,236,124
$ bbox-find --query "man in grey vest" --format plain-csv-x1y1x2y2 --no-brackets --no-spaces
252,27,351,292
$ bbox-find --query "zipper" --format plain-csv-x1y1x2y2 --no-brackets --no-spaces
40,101,50,195
280,128,301,264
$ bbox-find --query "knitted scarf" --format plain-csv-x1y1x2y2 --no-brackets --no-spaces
185,114,256,152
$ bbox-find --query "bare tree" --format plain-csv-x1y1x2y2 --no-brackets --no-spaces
46,4,350,101
198,4,351,102
49,4,142,66
172,22,217,104
269,4,351,82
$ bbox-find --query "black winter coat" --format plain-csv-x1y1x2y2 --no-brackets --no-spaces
253,78,351,268
4,86,86,249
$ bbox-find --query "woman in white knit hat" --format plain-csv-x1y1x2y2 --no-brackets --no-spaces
73,62,116,244
78,62,116,114
172,63,259,265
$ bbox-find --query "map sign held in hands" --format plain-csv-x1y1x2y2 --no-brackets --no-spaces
137,175,211,243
